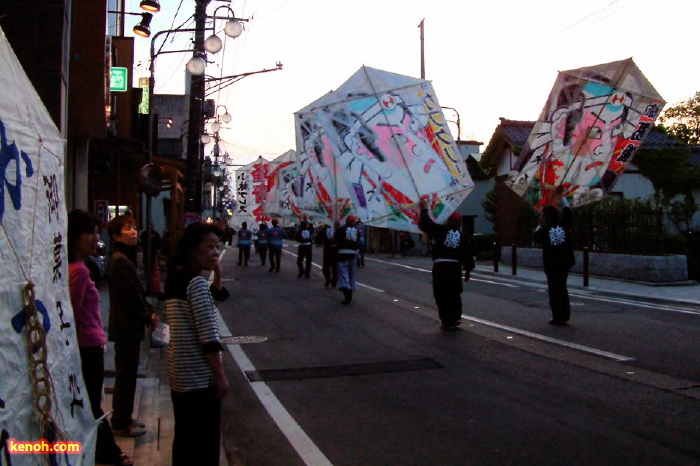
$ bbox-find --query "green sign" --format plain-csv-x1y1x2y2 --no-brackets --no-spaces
110,67,128,92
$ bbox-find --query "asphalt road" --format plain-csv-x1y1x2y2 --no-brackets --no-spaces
216,245,700,466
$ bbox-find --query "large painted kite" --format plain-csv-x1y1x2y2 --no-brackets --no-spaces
263,150,305,225
294,66,474,232
0,27,96,463
506,58,665,209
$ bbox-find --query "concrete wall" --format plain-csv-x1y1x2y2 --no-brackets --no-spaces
500,247,689,283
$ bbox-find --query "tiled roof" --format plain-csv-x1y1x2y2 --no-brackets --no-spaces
495,117,679,149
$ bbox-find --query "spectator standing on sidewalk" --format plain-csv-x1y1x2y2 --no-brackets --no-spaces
335,215,360,304
418,200,475,329
534,189,575,326
236,221,252,266
68,210,133,466
296,218,314,278
164,222,230,466
267,218,286,272
320,221,339,287
106,214,158,437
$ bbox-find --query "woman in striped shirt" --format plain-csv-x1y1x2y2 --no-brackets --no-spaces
164,222,230,466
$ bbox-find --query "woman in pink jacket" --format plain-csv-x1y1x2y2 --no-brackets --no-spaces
68,210,132,466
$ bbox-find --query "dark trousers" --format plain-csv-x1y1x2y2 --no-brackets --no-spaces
546,269,571,322
432,262,464,325
322,248,338,286
357,246,366,266
269,248,282,271
238,246,250,265
111,340,141,430
79,346,122,460
297,245,312,277
171,386,221,466
258,246,268,265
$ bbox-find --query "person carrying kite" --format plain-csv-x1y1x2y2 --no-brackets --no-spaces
534,187,575,325
418,200,475,329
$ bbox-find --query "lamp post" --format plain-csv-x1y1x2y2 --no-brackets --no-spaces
144,6,246,284
441,106,461,142
186,2,247,216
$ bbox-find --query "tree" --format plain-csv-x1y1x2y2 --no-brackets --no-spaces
658,91,700,145
633,145,700,205
482,184,499,232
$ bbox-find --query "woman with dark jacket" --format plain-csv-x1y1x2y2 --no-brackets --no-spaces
106,215,158,437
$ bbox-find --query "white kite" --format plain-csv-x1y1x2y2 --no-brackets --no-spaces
506,58,665,209
294,66,474,232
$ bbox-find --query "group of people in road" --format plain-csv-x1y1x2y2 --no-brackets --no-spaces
66,186,574,465
233,216,367,304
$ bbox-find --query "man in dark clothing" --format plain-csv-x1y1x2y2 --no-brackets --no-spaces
534,195,575,325
267,218,286,272
236,222,252,266
320,221,339,287
257,223,269,266
295,219,315,278
335,216,361,304
418,201,475,329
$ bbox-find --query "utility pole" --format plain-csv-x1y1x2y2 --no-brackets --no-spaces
186,0,211,216
418,19,425,79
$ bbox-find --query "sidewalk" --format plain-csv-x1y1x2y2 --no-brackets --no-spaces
93,251,699,465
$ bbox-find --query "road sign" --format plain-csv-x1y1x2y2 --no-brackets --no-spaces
110,67,128,92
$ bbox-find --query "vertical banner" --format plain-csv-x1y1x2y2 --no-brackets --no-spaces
0,27,96,464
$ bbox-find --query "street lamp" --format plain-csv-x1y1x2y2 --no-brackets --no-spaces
108,10,156,38
441,106,461,141
143,7,246,284
139,0,161,12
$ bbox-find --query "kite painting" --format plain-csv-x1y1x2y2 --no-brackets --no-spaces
506,58,665,209
0,27,96,463
263,150,305,224
294,66,474,232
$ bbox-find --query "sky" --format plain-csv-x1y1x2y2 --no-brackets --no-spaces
126,0,700,168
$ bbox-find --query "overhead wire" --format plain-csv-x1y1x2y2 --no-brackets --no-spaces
456,0,641,84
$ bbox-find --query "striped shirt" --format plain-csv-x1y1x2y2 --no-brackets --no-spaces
165,269,223,392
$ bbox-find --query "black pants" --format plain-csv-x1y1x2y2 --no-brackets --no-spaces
238,246,250,265
322,247,338,286
546,269,571,322
357,246,366,266
111,340,141,430
171,386,221,466
432,262,463,325
269,248,282,271
297,245,312,277
258,245,268,265
79,346,122,460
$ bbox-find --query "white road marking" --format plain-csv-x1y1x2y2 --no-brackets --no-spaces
285,249,385,292
462,315,635,362
370,257,520,287
568,292,700,316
